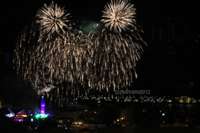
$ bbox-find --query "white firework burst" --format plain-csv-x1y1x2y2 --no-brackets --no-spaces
101,0,136,32
86,0,145,91
36,2,71,39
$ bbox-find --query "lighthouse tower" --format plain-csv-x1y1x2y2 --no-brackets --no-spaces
40,96,46,114
34,95,48,120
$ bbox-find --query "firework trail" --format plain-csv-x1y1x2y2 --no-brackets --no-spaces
14,25,39,81
37,31,93,106
32,31,92,87
87,0,145,90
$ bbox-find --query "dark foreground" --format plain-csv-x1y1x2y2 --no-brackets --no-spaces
1,127,200,133
1,100,200,133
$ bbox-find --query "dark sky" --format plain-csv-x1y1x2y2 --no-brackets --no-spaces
0,0,200,103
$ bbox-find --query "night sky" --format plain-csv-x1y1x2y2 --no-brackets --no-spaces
0,0,200,104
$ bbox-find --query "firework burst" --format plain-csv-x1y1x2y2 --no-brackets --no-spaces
14,0,146,105
36,2,71,40
14,2,92,98
87,0,145,90
101,0,136,32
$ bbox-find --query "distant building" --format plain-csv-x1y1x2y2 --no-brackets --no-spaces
0,99,2,109
0,97,5,109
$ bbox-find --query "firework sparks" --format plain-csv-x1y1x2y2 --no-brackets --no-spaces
13,26,39,81
36,32,93,106
36,2,71,40
14,2,92,99
101,0,136,32
14,0,146,105
14,31,92,105
87,0,145,90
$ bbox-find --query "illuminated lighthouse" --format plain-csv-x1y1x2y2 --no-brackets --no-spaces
34,95,48,120
40,95,46,114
